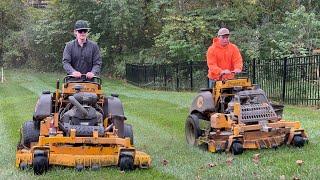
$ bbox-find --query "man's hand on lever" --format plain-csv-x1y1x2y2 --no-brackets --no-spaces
72,71,82,78
220,69,231,75
86,72,94,79
232,69,241,73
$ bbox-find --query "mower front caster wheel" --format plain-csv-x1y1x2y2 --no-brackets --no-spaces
119,155,134,171
292,135,305,148
33,151,49,175
76,164,84,172
231,142,244,155
19,162,28,170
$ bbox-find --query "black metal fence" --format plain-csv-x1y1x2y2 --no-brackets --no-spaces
126,55,320,106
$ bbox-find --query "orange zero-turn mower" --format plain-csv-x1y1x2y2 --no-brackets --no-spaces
185,73,308,155
16,75,151,175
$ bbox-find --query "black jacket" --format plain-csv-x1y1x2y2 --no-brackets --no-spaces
62,39,102,75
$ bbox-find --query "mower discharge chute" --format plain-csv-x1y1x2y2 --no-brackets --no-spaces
16,75,151,175
185,74,308,155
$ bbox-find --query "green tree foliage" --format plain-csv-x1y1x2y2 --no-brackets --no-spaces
94,0,148,75
155,15,210,63
1,0,319,77
0,0,27,66
269,6,320,58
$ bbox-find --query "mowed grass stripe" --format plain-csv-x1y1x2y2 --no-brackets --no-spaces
121,96,187,137
0,70,319,179
0,71,56,142
284,106,320,139
0,75,42,179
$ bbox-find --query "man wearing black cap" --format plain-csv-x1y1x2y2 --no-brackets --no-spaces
62,20,102,79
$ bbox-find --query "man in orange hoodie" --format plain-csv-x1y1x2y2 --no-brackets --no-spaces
206,28,243,88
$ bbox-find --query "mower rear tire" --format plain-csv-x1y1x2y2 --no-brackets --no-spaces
21,120,40,148
124,124,134,145
119,155,134,171
185,114,202,146
292,135,305,148
231,142,244,155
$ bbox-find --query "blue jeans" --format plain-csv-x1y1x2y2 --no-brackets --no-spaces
209,79,216,88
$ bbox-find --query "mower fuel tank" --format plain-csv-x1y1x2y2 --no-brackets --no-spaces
270,103,284,119
189,90,215,114
33,91,52,120
73,92,98,106
104,96,125,118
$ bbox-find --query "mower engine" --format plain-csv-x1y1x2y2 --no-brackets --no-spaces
60,92,104,136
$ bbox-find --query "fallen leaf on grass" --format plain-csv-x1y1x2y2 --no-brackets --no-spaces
296,160,303,166
195,175,201,180
292,176,300,180
161,159,169,166
279,175,285,180
226,157,233,166
207,163,217,168
252,153,260,164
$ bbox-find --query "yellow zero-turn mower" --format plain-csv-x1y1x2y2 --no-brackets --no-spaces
16,75,151,175
185,74,308,155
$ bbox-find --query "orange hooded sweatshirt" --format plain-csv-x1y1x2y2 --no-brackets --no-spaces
206,37,243,80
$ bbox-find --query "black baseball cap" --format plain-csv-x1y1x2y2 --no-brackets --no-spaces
74,20,91,31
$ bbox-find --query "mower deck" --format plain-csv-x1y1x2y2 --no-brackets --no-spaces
203,120,307,153
16,133,151,169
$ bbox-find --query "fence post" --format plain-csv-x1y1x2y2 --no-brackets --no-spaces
164,65,167,88
176,64,179,90
282,57,288,103
137,65,141,86
1,67,3,83
125,64,127,81
144,65,147,84
190,61,193,90
153,64,156,85
252,58,256,84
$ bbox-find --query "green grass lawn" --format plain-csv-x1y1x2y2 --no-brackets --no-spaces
0,69,319,179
